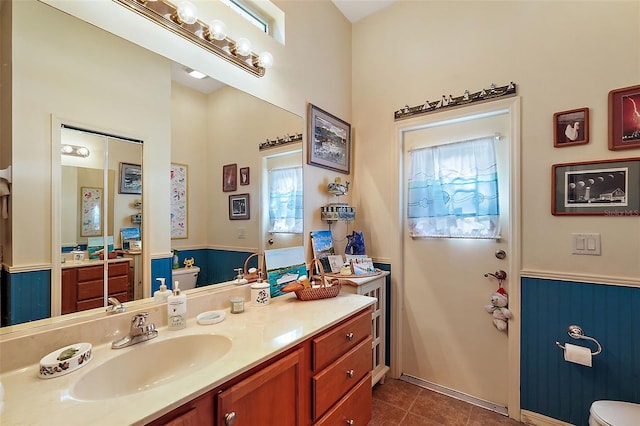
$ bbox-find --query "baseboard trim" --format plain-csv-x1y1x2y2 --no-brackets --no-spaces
520,410,574,426
399,373,508,416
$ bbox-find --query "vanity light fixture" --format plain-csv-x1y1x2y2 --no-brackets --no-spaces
114,0,273,77
61,144,90,158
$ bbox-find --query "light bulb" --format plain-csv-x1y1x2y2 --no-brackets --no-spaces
207,19,227,40
176,1,198,25
258,51,274,68
76,147,90,157
235,38,252,56
61,145,73,154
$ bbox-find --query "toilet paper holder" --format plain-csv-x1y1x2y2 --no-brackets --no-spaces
555,325,602,356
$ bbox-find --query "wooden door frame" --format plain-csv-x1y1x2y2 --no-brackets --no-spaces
390,96,522,419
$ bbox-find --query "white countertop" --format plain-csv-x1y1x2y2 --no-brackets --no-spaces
0,292,375,425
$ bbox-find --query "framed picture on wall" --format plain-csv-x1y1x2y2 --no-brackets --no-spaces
307,103,351,174
551,157,640,216
170,163,188,239
608,84,640,151
119,162,142,194
240,167,250,185
222,163,237,192
229,193,250,220
553,108,589,147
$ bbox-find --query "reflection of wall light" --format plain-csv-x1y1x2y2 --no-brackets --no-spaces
61,144,90,158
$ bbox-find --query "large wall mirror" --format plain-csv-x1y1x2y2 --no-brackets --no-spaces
3,0,302,330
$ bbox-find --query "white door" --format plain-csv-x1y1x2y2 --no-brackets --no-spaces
400,107,514,410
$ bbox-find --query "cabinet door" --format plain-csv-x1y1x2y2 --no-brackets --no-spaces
147,390,214,426
216,348,304,426
61,268,77,315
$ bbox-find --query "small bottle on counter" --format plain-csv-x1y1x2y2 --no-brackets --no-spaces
153,278,172,303
167,281,187,330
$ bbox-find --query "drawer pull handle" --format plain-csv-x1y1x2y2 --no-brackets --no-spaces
224,411,237,426
346,332,354,341
346,420,354,425
347,369,355,378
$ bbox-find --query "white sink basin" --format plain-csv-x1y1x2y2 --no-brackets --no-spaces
71,334,231,400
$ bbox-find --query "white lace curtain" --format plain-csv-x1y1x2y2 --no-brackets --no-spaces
407,136,500,239
269,166,303,233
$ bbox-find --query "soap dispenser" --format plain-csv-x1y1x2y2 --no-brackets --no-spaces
153,278,172,303
250,270,270,307
167,281,187,330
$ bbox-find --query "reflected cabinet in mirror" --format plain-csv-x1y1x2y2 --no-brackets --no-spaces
2,0,302,330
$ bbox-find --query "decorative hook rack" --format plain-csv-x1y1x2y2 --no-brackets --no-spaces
394,82,517,121
258,133,303,151
555,325,602,356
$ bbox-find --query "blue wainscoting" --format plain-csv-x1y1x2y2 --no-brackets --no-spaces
521,277,640,426
1,269,51,326
151,249,254,293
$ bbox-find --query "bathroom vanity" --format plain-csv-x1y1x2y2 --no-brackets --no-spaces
61,258,131,314
0,286,376,425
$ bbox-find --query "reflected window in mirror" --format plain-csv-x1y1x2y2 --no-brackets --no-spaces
268,166,303,233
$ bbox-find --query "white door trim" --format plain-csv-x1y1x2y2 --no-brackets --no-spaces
390,96,522,419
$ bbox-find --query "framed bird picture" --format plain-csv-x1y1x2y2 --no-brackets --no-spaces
554,108,589,147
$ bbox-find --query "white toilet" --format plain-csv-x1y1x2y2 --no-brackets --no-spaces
589,400,640,426
171,266,200,290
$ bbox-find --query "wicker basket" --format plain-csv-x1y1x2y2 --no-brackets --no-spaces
243,253,262,283
294,259,341,301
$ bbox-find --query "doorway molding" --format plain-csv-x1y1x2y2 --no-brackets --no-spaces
390,96,522,419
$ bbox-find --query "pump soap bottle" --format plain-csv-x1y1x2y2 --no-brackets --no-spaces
153,278,172,303
167,281,187,330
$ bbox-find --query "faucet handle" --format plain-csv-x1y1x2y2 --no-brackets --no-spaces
131,312,150,327
106,297,126,314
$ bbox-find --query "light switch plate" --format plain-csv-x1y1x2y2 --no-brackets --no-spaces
572,233,601,255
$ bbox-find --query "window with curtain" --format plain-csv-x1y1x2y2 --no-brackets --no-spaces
407,136,500,239
269,166,303,233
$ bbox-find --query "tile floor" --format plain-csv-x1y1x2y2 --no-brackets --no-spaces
370,378,524,425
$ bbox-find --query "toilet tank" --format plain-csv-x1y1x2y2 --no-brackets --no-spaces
171,266,200,290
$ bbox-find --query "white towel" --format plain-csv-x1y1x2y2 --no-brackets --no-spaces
0,178,10,219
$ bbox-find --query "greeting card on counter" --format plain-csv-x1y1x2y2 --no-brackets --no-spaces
351,257,375,275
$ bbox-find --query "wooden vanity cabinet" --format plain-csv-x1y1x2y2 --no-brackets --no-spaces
216,348,305,426
61,260,130,314
146,307,372,426
311,308,373,424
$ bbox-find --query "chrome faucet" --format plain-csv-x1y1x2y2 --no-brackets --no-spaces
106,297,126,314
112,312,158,349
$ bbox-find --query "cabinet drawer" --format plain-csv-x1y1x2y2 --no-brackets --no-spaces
77,265,103,282
315,372,372,426
312,337,372,420
109,276,129,294
108,261,129,277
77,279,103,300
77,297,104,312
313,308,371,372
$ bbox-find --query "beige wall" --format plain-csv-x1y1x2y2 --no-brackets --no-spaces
10,0,170,272
7,0,353,273
352,0,640,279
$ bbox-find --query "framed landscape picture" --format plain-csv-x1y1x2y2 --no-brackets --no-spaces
119,162,142,194
551,157,640,216
307,103,351,174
